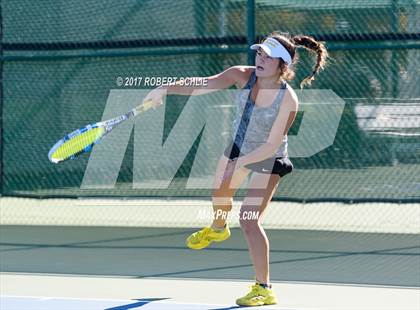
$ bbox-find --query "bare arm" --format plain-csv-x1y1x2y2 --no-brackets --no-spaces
142,66,252,107
165,66,244,96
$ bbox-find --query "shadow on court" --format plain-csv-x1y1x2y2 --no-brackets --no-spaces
104,298,168,310
1,226,419,287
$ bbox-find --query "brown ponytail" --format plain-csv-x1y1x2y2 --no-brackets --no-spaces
291,35,328,89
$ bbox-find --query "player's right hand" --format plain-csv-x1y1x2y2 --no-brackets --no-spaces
143,87,165,109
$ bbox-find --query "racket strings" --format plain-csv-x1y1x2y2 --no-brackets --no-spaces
51,127,105,162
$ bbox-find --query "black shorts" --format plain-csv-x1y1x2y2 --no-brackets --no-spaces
223,141,293,177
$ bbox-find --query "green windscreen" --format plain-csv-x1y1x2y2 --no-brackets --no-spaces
1,0,419,202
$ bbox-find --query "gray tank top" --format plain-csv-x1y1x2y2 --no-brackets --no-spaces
231,70,288,158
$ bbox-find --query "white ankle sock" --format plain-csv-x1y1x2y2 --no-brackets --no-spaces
211,223,226,231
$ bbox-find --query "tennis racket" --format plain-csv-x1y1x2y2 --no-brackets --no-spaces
48,99,157,164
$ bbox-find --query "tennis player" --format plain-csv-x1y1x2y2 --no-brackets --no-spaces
144,31,328,307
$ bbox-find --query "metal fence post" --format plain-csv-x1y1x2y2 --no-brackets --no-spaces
247,0,255,65
0,0,3,195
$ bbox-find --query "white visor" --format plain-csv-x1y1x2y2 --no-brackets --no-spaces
250,37,292,65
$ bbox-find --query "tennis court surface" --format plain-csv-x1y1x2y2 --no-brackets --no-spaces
1,223,419,310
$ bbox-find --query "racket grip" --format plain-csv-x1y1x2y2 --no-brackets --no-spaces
143,99,155,110
134,99,157,115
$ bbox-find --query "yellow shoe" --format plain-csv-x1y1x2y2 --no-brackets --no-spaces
186,225,230,250
236,283,277,307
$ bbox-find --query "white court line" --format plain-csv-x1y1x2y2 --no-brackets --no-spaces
1,273,419,310
1,295,230,306
2,271,419,290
